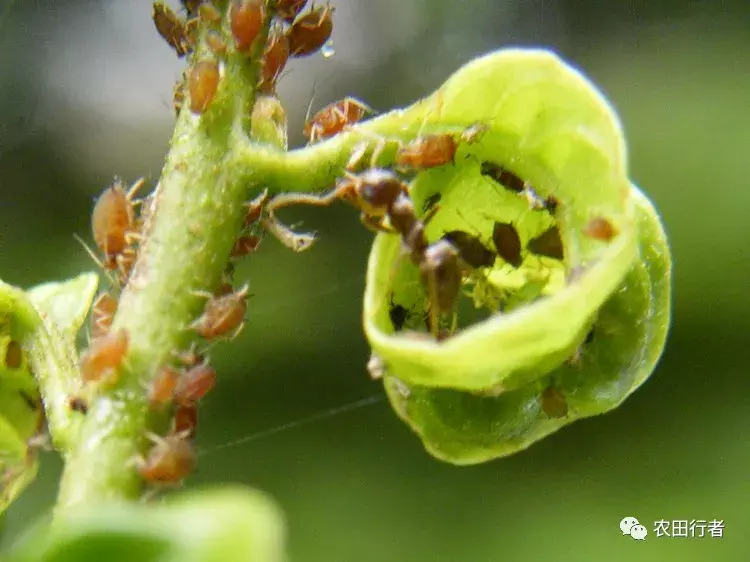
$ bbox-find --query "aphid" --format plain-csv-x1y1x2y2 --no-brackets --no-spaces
4,340,22,369
583,217,617,241
277,0,308,23
214,281,235,297
230,235,261,258
541,386,568,418
420,240,462,337
191,285,249,339
173,405,198,438
173,73,186,115
388,298,409,331
138,432,195,484
91,178,143,269
480,162,525,193
174,364,217,407
91,292,118,339
205,31,227,56
153,2,193,57
198,3,222,23
492,222,523,268
366,353,386,380
287,3,334,57
259,27,290,92
79,330,129,383
68,396,89,415
304,97,371,143
230,0,265,53
441,230,495,269
149,366,180,407
395,134,457,171
422,193,442,213
527,226,564,260
245,189,270,226
188,59,220,115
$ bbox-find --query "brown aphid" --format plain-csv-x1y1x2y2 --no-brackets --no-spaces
528,226,564,260
541,386,568,418
91,179,142,267
175,346,204,368
395,134,457,171
244,189,270,226
79,330,129,383
192,285,249,339
481,162,525,193
420,240,462,337
149,366,180,407
441,230,495,269
231,235,262,257
153,2,193,57
205,31,227,56
277,0,308,23
259,27,290,92
230,0,265,53
173,405,198,438
68,396,89,415
304,97,371,143
174,364,217,407
583,217,617,241
173,75,186,115
492,222,523,268
91,292,118,339
188,59,220,115
138,432,195,484
287,3,334,57
4,340,22,369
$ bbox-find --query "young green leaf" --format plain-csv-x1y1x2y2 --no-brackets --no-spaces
9,486,286,562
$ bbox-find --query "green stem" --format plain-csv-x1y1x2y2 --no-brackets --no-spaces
55,7,275,513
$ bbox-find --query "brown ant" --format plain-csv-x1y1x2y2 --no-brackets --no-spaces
79,330,129,383
287,3,334,57
230,0,265,53
138,431,195,485
583,217,617,241
189,59,220,115
191,285,249,340
492,222,523,268
153,2,194,57
527,226,564,260
304,97,372,143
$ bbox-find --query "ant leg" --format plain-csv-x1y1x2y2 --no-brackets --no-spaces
360,213,396,234
265,184,347,215
260,216,317,253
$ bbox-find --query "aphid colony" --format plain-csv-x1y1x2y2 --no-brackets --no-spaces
155,0,335,117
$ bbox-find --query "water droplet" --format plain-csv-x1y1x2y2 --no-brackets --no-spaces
321,40,335,58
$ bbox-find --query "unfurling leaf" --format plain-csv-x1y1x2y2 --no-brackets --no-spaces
361,50,671,463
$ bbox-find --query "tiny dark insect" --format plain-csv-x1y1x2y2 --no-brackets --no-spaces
442,230,496,269
422,193,441,213
541,386,568,418
287,3,334,57
4,340,22,369
388,298,409,332
583,217,617,241
231,0,265,53
480,162,525,193
68,396,89,415
153,2,193,57
189,59,220,115
492,222,523,268
277,0,308,23
527,226,564,260
139,432,195,484
395,134,457,171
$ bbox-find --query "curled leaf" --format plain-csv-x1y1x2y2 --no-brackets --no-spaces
361,50,671,463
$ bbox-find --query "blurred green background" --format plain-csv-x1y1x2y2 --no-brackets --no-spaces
1,0,748,560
